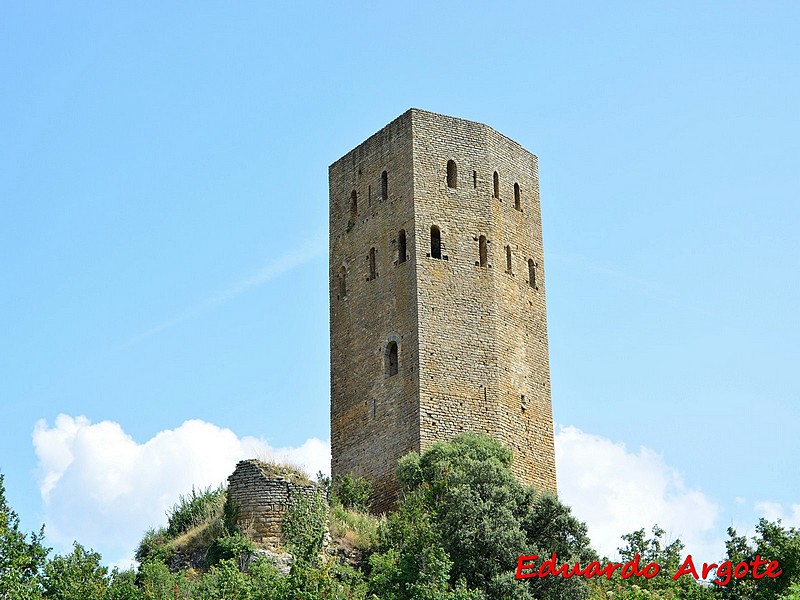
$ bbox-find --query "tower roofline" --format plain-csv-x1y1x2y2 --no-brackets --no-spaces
329,108,537,169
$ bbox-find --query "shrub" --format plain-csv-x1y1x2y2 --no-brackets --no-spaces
166,486,226,538
205,533,254,570
282,491,328,564
134,528,172,566
331,475,372,512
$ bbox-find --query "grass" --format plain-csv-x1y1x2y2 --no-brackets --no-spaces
329,502,383,551
137,486,228,565
166,485,227,539
252,455,314,485
170,514,227,557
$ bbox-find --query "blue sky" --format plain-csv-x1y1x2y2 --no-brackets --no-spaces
1,2,798,567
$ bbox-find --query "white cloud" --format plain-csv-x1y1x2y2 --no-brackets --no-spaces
34,417,733,568
555,425,721,561
32,415,330,566
753,500,800,527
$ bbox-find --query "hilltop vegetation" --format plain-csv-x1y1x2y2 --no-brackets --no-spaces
2,434,799,599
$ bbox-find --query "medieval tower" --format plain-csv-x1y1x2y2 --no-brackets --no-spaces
329,109,556,510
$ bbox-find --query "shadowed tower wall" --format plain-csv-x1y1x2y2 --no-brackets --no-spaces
329,109,556,511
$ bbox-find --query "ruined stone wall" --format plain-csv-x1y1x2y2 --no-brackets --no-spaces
226,460,321,551
329,109,557,511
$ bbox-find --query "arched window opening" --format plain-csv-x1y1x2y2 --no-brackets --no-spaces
397,229,407,264
514,183,521,210
350,190,358,218
506,245,512,273
369,247,377,280
528,259,537,289
493,171,500,199
381,170,388,200
446,160,457,188
385,341,398,377
479,235,488,267
338,266,347,299
430,226,442,259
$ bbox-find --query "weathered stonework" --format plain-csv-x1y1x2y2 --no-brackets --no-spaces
329,109,557,511
226,459,321,551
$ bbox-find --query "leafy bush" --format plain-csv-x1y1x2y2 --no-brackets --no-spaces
331,474,372,512
205,533,254,570
316,471,332,499
282,490,328,563
134,527,173,566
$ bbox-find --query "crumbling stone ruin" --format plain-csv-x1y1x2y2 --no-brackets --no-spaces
226,459,321,552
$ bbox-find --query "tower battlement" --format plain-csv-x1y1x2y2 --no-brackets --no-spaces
329,109,556,510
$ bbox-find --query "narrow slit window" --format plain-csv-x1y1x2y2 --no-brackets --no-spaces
479,235,488,267
386,341,398,376
338,266,347,299
368,185,372,206
473,170,477,188
447,160,457,188
528,259,537,289
514,183,521,210
506,245,512,272
397,229,407,264
493,171,500,199
369,247,376,280
350,190,358,218
430,226,442,259
381,170,388,200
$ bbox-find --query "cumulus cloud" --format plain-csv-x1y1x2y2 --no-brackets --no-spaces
34,416,730,567
32,415,330,566
554,425,721,561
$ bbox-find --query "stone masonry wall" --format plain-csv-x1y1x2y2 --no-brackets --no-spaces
411,110,557,494
329,112,419,511
226,460,321,551
329,109,557,512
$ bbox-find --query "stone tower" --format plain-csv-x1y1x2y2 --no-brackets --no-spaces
329,109,556,511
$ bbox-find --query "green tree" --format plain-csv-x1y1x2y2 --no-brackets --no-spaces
105,569,141,600
779,581,800,599
0,473,48,600
42,542,108,600
717,519,800,600
372,432,595,600
589,526,714,600
368,493,465,600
